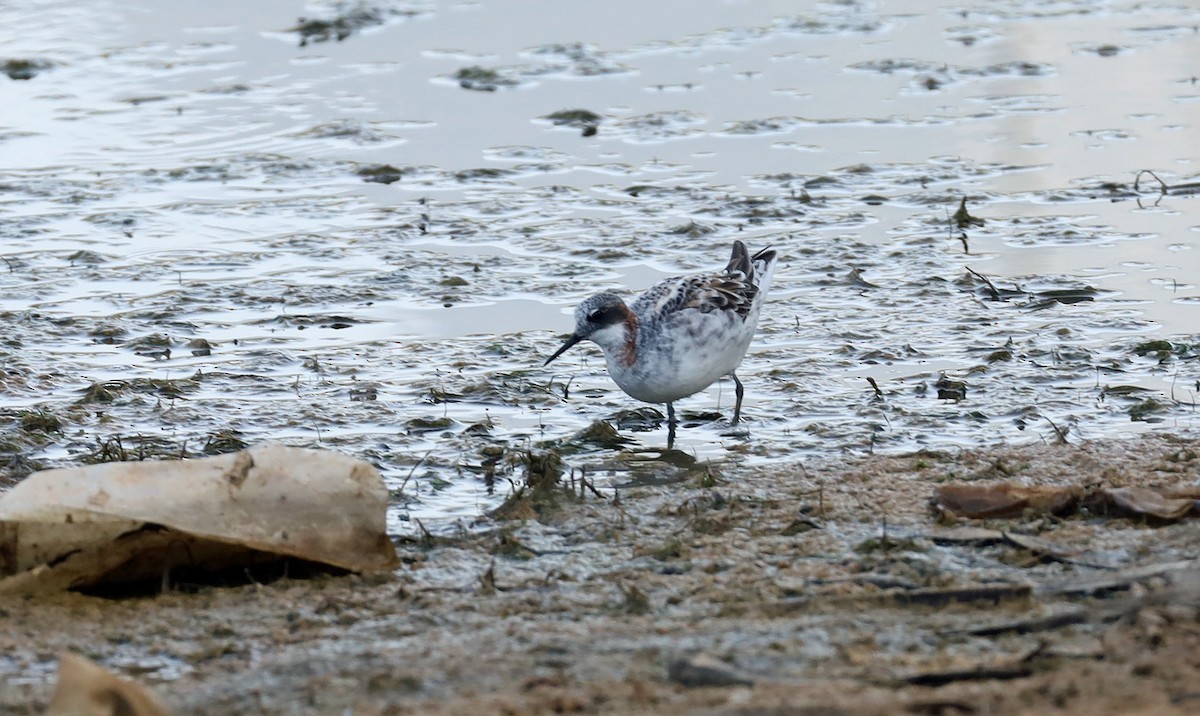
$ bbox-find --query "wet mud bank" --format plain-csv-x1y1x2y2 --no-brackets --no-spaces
4,433,1200,714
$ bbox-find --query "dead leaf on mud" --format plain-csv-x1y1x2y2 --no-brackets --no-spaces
0,444,398,595
46,652,168,716
931,483,1083,519
1101,486,1196,521
667,653,754,688
933,483,1200,523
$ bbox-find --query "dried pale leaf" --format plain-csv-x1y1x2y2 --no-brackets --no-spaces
46,652,169,716
1104,486,1195,521
932,483,1081,519
0,444,397,595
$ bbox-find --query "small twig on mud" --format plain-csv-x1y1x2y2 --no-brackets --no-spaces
866,376,883,399
1042,415,1069,444
958,232,969,255
439,374,448,419
414,518,436,548
398,449,433,495
478,561,497,595
582,480,607,500
1134,169,1169,195
966,266,1001,301
797,486,825,519
579,468,607,500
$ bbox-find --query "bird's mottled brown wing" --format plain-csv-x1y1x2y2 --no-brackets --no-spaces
631,241,768,322
680,274,757,318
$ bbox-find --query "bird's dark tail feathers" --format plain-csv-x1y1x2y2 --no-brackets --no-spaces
726,240,752,277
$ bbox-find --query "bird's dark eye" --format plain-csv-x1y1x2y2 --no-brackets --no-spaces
587,310,601,322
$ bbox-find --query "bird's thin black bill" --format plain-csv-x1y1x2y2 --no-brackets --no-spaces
544,334,582,365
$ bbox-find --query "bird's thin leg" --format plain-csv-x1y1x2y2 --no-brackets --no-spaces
666,402,677,449
730,372,745,425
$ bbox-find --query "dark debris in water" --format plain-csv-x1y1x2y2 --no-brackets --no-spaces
18,410,62,434
187,338,213,357
1129,398,1169,423
935,375,968,401
667,220,715,237
1132,339,1191,361
81,434,190,464
77,381,121,404
544,109,602,127
266,314,365,329
203,430,249,455
2,58,52,80
453,167,515,183
570,420,635,450
287,2,418,46
455,66,518,92
528,42,631,77
295,120,393,144
544,109,602,136
357,164,404,185
1023,287,1098,310
613,407,665,432
964,268,1102,309
406,416,454,434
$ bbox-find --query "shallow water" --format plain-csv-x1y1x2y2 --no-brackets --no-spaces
1,0,1198,533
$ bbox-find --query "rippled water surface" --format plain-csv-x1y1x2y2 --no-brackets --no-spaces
2,0,1198,533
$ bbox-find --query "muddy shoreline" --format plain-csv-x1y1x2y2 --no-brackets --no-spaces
4,433,1200,714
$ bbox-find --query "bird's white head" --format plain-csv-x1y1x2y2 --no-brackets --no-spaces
544,292,635,366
